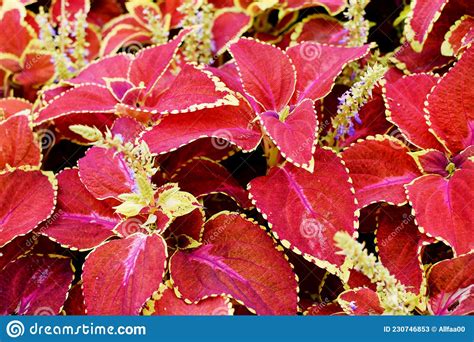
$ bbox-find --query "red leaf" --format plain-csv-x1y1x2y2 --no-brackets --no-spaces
88,0,123,27
0,114,41,169
305,302,345,315
338,288,384,315
376,205,424,294
414,150,449,176
249,148,358,270
114,217,149,238
427,253,474,315
78,147,137,200
346,269,375,291
0,169,56,247
50,0,90,24
106,78,135,102
426,46,474,154
166,208,205,242
170,213,298,315
144,285,231,315
111,117,144,143
404,0,448,51
41,169,119,250
211,11,251,55
395,1,473,73
68,54,133,86
291,14,348,46
144,63,237,114
13,52,55,87
0,97,32,118
52,113,116,143
83,232,167,315
259,98,317,169
0,234,34,271
405,169,473,255
383,74,444,150
342,136,422,208
128,29,189,93
35,84,118,124
394,35,451,74
286,42,370,103
141,100,261,155
285,0,347,15
229,38,296,112
453,145,474,170
0,4,34,58
63,283,87,315
100,24,150,56
442,15,474,56
205,62,246,96
405,0,473,52
0,254,74,315
171,158,251,208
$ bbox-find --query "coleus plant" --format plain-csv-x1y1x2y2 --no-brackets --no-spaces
0,0,472,316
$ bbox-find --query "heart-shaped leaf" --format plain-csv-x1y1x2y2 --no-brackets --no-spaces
383,74,444,150
0,254,74,315
229,38,296,112
405,169,473,255
376,205,425,294
342,136,421,208
35,84,118,124
141,100,261,154
442,15,474,56
427,253,474,315
0,114,41,169
170,212,298,315
0,169,56,247
82,232,167,315
249,147,358,271
426,45,474,154
259,98,317,170
211,11,251,55
78,146,137,200
41,169,119,250
286,42,370,103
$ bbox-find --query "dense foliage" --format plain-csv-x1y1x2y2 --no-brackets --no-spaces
0,0,472,316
